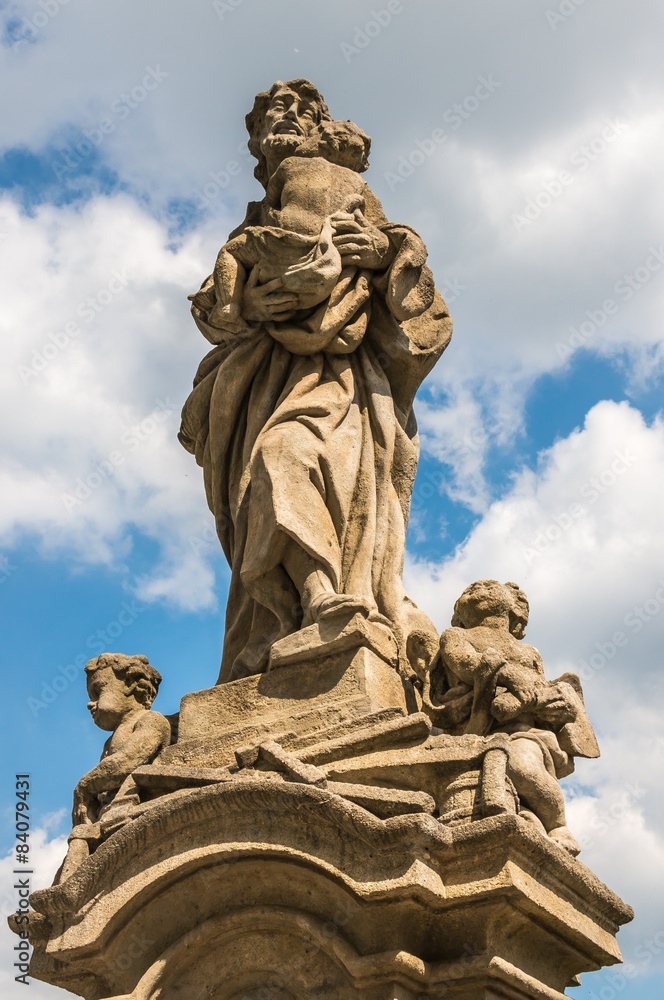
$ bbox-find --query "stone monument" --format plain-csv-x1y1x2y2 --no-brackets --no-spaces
11,79,632,1000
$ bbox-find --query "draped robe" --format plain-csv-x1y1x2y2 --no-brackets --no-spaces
179,194,452,682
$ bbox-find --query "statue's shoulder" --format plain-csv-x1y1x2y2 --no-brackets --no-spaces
127,710,172,749
227,200,264,240
134,709,170,730
439,625,474,652
362,182,389,226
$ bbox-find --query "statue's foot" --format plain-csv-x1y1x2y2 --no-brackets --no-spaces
303,592,371,628
548,825,581,857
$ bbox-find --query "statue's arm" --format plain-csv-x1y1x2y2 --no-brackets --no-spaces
439,628,483,685
73,714,171,822
491,646,578,727
360,182,452,412
424,629,480,728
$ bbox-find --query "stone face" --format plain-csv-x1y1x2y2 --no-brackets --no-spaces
179,77,453,682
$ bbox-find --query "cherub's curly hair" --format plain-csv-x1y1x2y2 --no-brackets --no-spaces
299,119,371,173
451,580,529,638
85,653,162,708
246,78,332,188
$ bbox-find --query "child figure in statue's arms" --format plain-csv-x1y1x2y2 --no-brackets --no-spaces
191,119,391,339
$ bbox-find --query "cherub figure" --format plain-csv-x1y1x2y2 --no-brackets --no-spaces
56,653,171,882
190,118,385,353
427,580,599,856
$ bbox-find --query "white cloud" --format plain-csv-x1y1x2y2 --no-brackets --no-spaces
412,101,664,504
406,400,664,656
566,724,664,977
0,192,229,609
416,385,494,513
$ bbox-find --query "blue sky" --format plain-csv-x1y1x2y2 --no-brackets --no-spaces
1,2,663,997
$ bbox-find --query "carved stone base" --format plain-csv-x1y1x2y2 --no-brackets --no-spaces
160,641,411,768
25,780,632,1000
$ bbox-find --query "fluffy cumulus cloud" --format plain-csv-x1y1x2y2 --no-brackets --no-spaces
433,104,664,373
410,99,664,504
406,399,664,654
0,191,231,609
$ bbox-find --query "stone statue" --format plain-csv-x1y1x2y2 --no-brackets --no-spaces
56,652,171,882
425,580,600,855
179,78,452,682
15,83,632,1000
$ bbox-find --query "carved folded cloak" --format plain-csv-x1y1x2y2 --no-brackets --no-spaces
179,222,452,681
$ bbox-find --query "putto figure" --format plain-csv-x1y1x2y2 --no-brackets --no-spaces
427,580,599,855
180,79,452,682
56,653,171,882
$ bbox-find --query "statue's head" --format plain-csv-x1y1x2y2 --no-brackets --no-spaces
246,78,332,186
451,580,529,638
84,652,162,731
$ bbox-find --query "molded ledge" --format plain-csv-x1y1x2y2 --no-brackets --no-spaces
25,778,632,1000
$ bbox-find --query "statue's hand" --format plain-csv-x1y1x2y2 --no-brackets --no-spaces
241,269,299,323
72,780,94,826
330,211,391,269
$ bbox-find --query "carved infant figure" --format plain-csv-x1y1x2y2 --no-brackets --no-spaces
56,653,171,882
428,580,599,856
191,118,383,343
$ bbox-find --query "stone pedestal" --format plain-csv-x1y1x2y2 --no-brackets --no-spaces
161,641,411,769
18,648,632,999
26,780,631,1000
